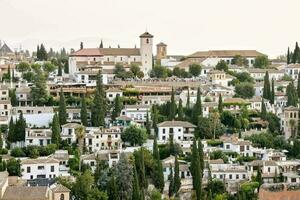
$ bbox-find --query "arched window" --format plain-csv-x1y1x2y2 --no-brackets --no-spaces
60,194,65,200
146,39,149,44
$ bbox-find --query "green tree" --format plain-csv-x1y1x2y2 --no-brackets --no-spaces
92,72,106,126
15,112,26,141
235,82,255,98
177,99,184,120
292,42,300,64
145,111,151,135
263,72,271,100
112,94,122,121
192,87,202,124
174,155,181,194
9,89,17,106
130,64,143,78
80,95,88,126
189,63,202,77
75,125,85,155
168,164,174,198
6,158,21,176
116,153,133,200
297,72,300,98
169,87,176,120
186,88,190,109
271,78,275,104
107,172,117,200
254,55,269,68
152,137,164,192
151,106,159,135
80,42,83,49
17,62,30,73
190,139,202,200
114,64,127,79
51,113,61,147
216,60,228,71
287,47,290,64
261,98,267,120
132,164,142,200
218,94,223,113
58,88,67,125
7,117,15,143
287,81,298,106
39,44,48,61
231,55,248,66
121,125,147,146
31,69,48,105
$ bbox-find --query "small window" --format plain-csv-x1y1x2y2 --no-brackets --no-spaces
60,194,65,200
51,166,55,172
38,166,44,170
27,167,31,173
236,174,239,179
146,39,149,44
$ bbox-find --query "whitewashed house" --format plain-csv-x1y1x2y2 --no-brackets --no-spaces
25,128,52,147
61,123,81,144
121,104,151,125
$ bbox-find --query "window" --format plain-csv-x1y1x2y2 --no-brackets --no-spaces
162,128,165,134
268,167,271,173
51,166,54,172
60,194,65,200
236,174,239,179
30,175,33,179
146,39,149,44
91,161,95,166
229,174,232,179
38,166,45,170
169,128,174,134
27,167,31,173
243,174,246,179
178,128,181,132
68,129,72,135
4,105,7,109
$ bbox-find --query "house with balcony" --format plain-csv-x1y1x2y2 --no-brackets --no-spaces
121,104,151,125
25,128,52,147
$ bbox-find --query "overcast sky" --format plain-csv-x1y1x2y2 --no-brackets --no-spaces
0,0,299,58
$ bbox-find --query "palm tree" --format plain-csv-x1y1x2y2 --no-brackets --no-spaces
289,119,296,138
75,125,86,154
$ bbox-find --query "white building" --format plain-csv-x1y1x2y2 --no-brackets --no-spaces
121,104,151,124
61,123,81,144
284,64,300,79
247,68,284,82
106,88,123,104
157,120,196,149
280,106,299,139
69,32,154,80
21,158,60,180
25,128,52,147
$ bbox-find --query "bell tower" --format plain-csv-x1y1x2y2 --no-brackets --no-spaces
156,42,167,60
140,32,153,77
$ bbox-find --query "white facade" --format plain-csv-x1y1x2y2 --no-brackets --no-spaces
61,123,81,144
21,158,60,180
25,128,52,147
121,104,151,124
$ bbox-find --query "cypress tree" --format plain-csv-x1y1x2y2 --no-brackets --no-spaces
15,112,26,141
169,87,176,120
168,164,174,198
51,113,61,147
287,47,290,64
132,164,142,200
192,87,202,125
99,40,103,48
218,93,223,113
263,71,271,100
271,78,275,104
177,99,184,120
287,82,298,106
36,45,40,60
145,111,151,135
92,72,106,126
152,137,164,192
292,42,300,64
80,42,83,49
80,95,88,126
0,132,3,149
107,172,117,200
198,139,204,178
58,88,67,125
169,134,175,156
139,148,147,189
261,98,267,120
111,94,122,121
151,106,159,135
297,72,300,98
9,89,17,106
186,88,190,109
190,139,198,188
7,117,15,143
174,155,181,194
191,138,202,200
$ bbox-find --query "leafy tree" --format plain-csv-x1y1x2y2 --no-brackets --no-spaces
43,62,56,73
58,88,67,125
287,47,291,64
6,158,21,176
17,62,30,73
189,63,202,77
150,65,172,78
216,60,228,71
80,95,88,126
22,71,35,82
235,82,255,98
31,69,48,105
254,55,269,68
231,55,248,66
292,42,300,64
130,64,143,78
297,72,300,98
51,113,61,147
92,72,106,126
112,94,122,120
218,94,223,113
207,180,226,197
121,125,147,146
173,67,182,77
174,155,181,194
190,139,202,200
116,153,133,200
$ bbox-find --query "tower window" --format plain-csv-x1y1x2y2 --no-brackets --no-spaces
60,194,65,200
146,39,149,44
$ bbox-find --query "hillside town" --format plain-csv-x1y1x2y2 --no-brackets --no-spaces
0,31,300,200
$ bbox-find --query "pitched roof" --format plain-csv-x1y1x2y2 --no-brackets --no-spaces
188,50,264,58
156,42,167,46
61,123,81,129
157,120,196,128
139,32,154,38
2,186,48,200
70,48,141,57
51,184,70,193
21,158,59,165
0,43,13,55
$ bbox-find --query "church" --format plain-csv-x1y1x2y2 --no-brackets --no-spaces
68,32,154,83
